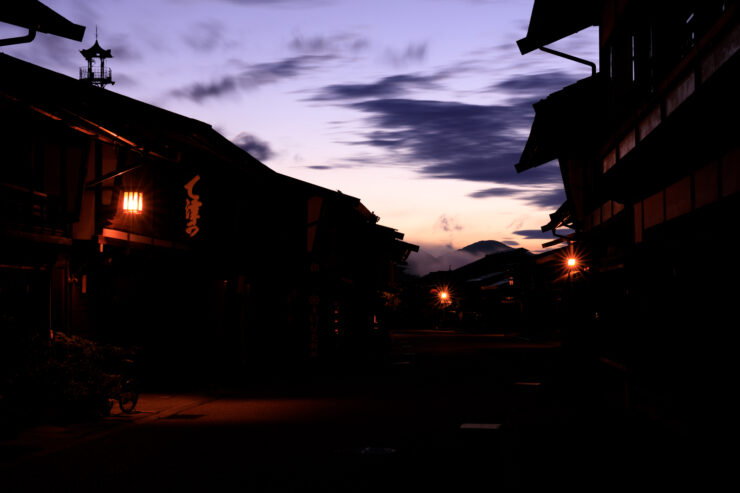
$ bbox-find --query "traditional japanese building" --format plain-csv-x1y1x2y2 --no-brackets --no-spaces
515,0,739,421
1,6,416,383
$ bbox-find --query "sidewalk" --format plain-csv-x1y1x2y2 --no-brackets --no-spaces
0,392,218,467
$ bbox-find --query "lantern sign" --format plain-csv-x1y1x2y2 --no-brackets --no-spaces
122,191,143,213
185,175,202,237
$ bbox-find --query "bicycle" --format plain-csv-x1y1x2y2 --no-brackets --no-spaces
105,356,139,414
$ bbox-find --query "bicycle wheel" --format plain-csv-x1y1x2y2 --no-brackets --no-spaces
118,381,139,413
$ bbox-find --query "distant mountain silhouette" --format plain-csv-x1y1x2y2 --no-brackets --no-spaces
407,240,517,277
458,240,513,256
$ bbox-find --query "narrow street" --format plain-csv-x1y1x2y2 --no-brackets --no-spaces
2,330,708,491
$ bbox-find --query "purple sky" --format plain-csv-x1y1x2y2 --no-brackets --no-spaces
1,0,598,274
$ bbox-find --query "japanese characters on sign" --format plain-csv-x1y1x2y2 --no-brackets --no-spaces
185,175,202,237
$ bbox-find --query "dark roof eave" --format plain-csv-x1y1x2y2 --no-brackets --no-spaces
541,201,571,232
0,1,85,42
516,0,601,55
515,74,605,174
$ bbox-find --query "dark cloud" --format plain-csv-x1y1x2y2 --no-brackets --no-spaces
522,186,566,208
307,165,333,170
305,69,583,187
469,183,565,209
232,132,274,161
467,186,521,199
310,73,444,101
172,76,238,102
384,42,428,67
490,71,580,100
513,228,574,240
171,55,333,102
240,55,333,87
347,97,560,184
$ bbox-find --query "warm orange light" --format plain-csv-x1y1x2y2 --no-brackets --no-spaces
122,192,143,213
431,284,453,307
567,257,577,267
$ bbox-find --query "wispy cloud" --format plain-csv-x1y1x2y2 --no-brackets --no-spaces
347,97,555,184
172,76,238,102
309,73,445,101
308,70,580,188
488,70,580,101
436,214,463,232
171,54,334,102
467,186,522,199
513,228,573,240
469,185,565,208
239,55,333,87
383,42,428,68
289,32,369,54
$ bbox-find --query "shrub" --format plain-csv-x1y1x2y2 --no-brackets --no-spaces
1,331,120,426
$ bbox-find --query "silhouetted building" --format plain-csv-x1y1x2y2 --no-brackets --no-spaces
414,247,572,335
446,248,534,332
1,47,416,382
515,0,739,421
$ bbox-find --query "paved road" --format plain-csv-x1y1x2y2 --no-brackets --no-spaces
1,330,715,491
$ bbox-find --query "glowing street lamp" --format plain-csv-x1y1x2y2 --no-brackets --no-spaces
566,254,578,286
431,284,453,307
433,286,453,329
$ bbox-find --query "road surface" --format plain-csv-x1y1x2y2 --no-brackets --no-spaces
1,330,713,491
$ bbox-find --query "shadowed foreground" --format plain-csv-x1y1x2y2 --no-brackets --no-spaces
1,330,721,491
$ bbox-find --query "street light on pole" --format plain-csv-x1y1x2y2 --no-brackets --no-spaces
567,256,577,284
431,285,453,329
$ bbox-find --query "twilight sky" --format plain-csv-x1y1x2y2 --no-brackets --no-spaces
2,0,598,274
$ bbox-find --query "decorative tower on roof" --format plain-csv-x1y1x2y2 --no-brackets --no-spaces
79,29,114,88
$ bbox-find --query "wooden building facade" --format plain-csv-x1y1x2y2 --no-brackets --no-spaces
515,0,739,420
1,52,416,383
